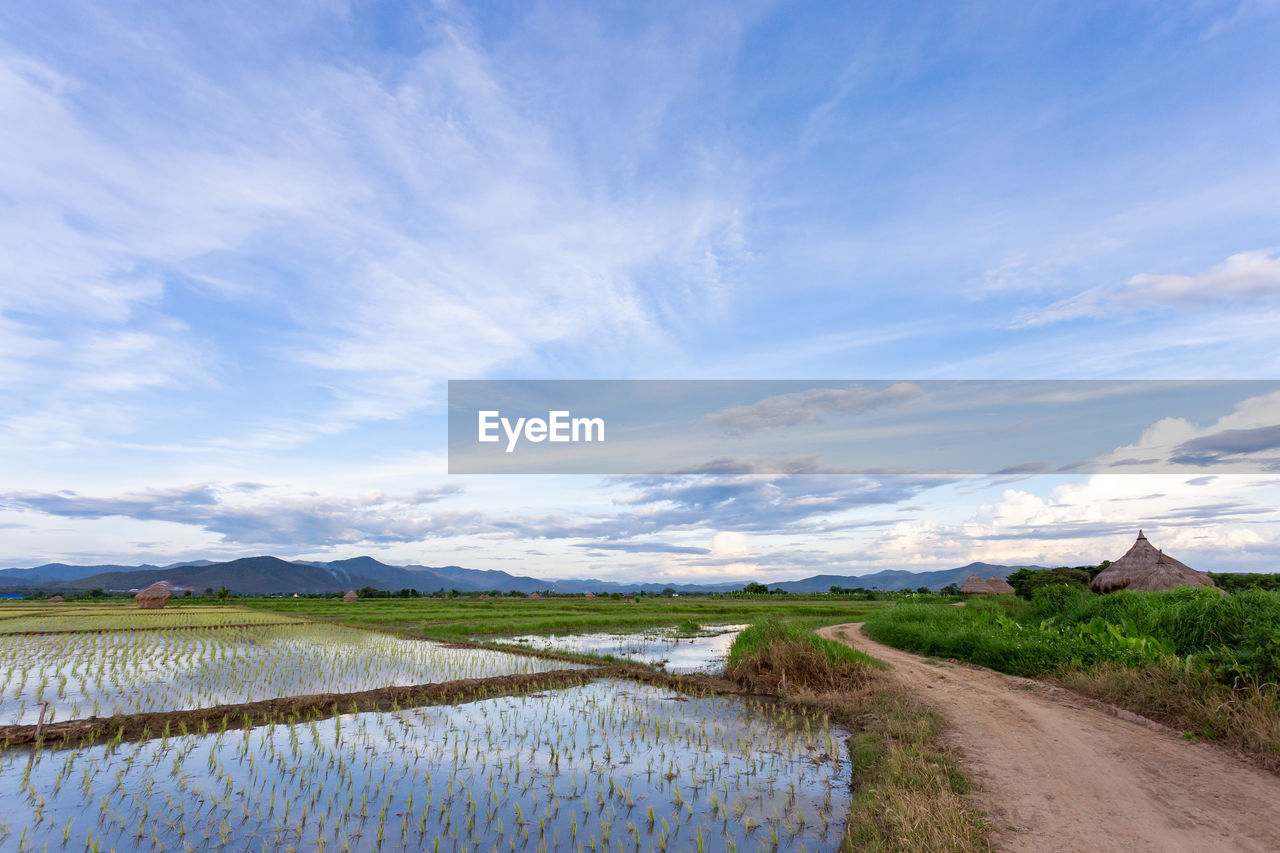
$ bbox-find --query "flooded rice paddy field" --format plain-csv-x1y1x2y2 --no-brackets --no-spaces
0,607,305,633
2,680,851,852
495,624,749,673
0,624,579,725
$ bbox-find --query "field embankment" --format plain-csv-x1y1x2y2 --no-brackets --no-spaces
727,619,992,853
861,587,1280,770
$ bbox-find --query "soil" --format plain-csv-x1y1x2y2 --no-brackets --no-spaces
818,623,1280,853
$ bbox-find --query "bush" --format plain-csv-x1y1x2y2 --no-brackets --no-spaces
1026,583,1089,620
1006,567,1089,599
726,619,883,694
1050,587,1280,684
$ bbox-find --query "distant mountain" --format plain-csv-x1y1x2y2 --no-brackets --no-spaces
2,555,1044,595
769,562,1046,593
43,557,351,595
0,562,165,584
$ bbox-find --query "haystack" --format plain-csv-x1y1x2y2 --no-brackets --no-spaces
135,582,171,609
959,574,996,595
47,594,65,603
584,592,597,600
986,576,1016,595
528,592,541,600
1090,531,1216,593
343,589,358,603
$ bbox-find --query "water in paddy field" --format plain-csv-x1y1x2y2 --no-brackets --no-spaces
1,680,851,852
0,626,581,725
495,624,749,673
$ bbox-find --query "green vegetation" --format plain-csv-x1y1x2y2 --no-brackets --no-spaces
246,594,888,640
1004,565,1100,597
866,586,1280,683
1208,571,1280,592
864,586,1280,770
0,605,303,634
726,618,884,677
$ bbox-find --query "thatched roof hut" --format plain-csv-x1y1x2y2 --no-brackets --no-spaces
343,589,358,603
584,592,597,600
621,593,636,602
47,594,65,603
1090,531,1216,594
960,574,996,595
135,582,171,609
986,576,1016,595
527,592,541,600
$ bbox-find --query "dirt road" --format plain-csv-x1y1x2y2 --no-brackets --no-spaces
818,623,1280,853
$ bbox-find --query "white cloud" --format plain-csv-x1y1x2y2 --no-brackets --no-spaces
707,383,923,433
1019,249,1280,326
1096,389,1280,472
0,7,753,455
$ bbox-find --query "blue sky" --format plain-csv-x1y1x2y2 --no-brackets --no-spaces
2,1,1280,578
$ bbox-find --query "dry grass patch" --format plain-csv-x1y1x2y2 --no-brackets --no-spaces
841,686,991,853
1056,662,1280,773
726,620,991,853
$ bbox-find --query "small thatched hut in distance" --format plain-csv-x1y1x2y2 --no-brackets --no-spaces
135,582,171,609
47,594,65,603
986,577,1016,595
343,589,358,603
1090,531,1216,594
528,592,542,600
621,593,636,603
960,574,996,595
584,592,597,600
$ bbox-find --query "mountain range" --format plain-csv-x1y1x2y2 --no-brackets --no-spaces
0,556,1042,595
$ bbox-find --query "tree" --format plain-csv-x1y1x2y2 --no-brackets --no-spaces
1005,568,1087,599
939,583,962,596
744,582,770,595
916,586,932,595
214,586,231,602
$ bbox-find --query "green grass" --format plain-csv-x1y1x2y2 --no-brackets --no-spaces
246,595,888,640
862,596,1161,677
0,604,303,633
1038,586,1280,683
864,586,1280,683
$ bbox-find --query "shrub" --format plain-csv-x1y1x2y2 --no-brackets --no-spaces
726,619,882,694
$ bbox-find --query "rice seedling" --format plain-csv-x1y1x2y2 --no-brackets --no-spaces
0,623,580,725
1,680,851,851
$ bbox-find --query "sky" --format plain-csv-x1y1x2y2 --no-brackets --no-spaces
2,0,1280,580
